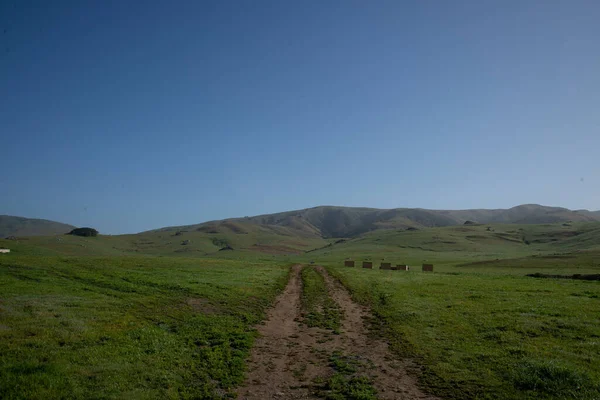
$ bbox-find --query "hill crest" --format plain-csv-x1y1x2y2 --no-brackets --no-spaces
148,204,600,238
0,215,76,237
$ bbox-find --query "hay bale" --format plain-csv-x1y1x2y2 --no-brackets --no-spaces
344,260,355,267
380,262,392,270
362,261,373,269
422,264,433,272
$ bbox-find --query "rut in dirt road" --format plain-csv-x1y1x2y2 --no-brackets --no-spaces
315,266,439,400
237,264,440,400
237,264,324,399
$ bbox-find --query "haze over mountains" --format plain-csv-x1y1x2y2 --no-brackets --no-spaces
2,204,600,239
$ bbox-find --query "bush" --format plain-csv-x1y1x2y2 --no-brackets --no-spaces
67,228,98,237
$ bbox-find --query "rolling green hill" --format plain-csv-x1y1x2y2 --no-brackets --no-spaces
0,220,329,258
2,204,599,259
5,204,597,243
150,204,600,239
4,218,600,270
2,208,599,400
298,221,600,273
0,215,75,237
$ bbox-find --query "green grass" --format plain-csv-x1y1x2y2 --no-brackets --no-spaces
0,220,328,259
322,374,377,400
3,221,600,398
326,265,600,399
0,255,289,399
300,266,341,332
328,351,371,375
510,360,595,398
456,251,600,275
298,222,600,270
4,221,600,268
313,352,377,400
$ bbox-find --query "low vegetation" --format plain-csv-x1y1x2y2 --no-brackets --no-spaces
320,373,377,400
67,227,99,237
300,221,600,272
312,351,377,400
326,265,600,399
300,266,342,332
2,217,600,398
527,272,600,281
0,222,327,258
0,255,289,399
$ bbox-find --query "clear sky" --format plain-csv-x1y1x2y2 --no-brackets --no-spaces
1,1,599,234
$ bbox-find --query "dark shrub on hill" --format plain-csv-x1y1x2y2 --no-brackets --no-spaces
68,227,99,237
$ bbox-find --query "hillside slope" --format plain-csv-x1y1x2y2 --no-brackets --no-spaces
298,221,600,271
0,215,75,237
149,204,600,238
0,219,328,258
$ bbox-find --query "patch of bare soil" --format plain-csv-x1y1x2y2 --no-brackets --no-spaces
237,265,439,399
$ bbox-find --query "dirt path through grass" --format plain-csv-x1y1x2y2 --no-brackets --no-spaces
238,264,322,399
316,266,439,400
238,265,438,399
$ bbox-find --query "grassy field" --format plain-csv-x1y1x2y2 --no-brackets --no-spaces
2,221,600,399
325,265,600,399
0,255,289,399
300,222,600,271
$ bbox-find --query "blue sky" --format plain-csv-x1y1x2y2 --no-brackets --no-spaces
1,1,599,234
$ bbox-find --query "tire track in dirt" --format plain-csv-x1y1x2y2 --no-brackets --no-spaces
316,265,440,400
237,264,440,399
238,264,323,399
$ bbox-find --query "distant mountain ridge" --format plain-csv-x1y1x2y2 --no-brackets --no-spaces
4,205,599,239
151,204,600,238
0,215,76,237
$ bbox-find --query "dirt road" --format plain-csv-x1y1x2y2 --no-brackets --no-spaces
237,264,439,399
